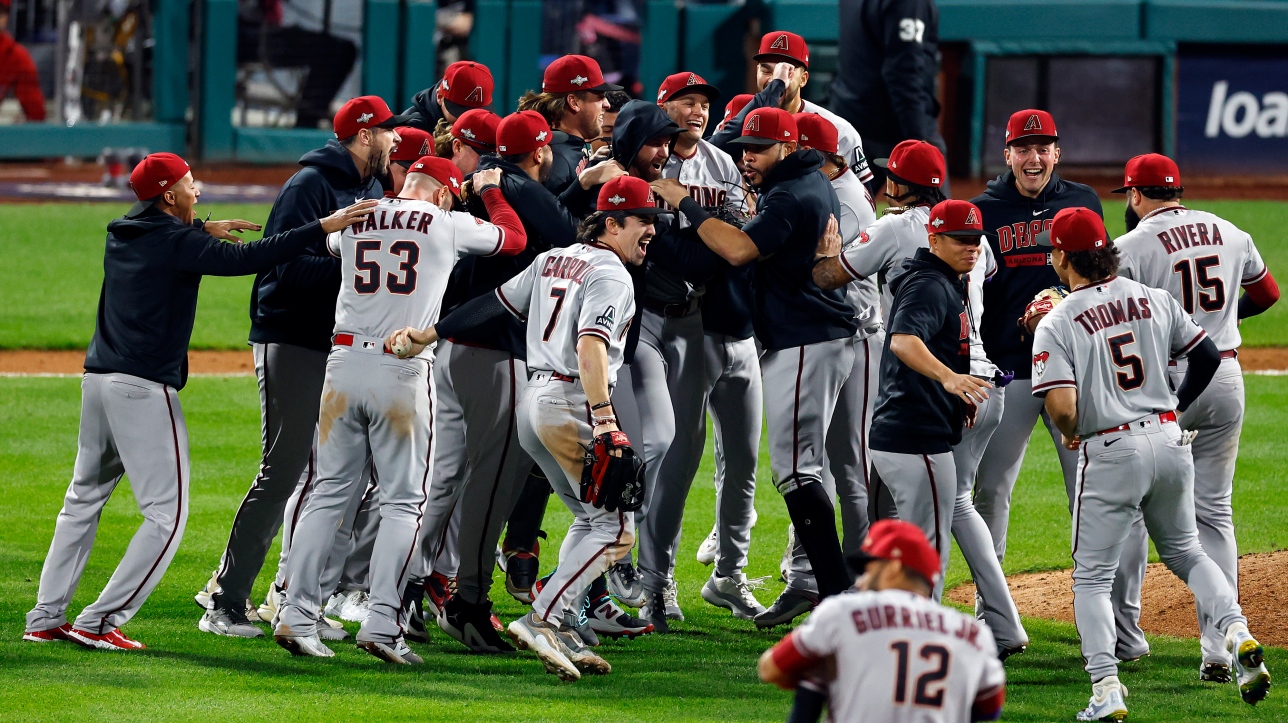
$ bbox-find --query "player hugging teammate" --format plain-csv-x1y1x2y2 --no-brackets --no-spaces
23,34,1280,720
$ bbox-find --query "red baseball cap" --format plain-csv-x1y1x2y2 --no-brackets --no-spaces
846,520,942,585
542,55,622,95
126,152,191,217
496,110,552,156
452,109,500,152
439,61,494,115
407,156,465,198
333,95,410,140
730,107,798,147
876,139,945,188
390,127,435,163
927,199,985,239
754,30,809,68
1113,153,1181,193
793,113,839,155
597,176,671,216
656,71,721,105
1005,108,1058,145
1036,207,1109,252
719,94,755,131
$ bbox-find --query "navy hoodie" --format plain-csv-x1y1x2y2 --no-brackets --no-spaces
401,87,446,133
971,171,1102,378
87,209,324,389
248,140,384,352
544,130,589,195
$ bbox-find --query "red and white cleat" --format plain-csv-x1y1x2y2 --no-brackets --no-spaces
23,623,73,643
67,627,146,651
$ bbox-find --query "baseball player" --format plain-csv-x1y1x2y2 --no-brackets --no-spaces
390,175,664,680
403,60,494,131
592,90,632,153
23,153,375,649
1029,207,1271,718
518,55,621,194
1112,154,1280,681
387,126,435,195
654,108,856,619
431,108,499,176
759,520,1007,723
271,157,527,664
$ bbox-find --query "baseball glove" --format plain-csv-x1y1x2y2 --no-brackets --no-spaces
581,430,645,512
706,205,751,228
1018,286,1069,333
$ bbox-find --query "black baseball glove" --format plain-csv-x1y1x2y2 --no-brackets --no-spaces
581,430,645,512
706,204,751,228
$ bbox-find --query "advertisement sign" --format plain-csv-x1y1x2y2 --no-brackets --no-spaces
1177,55,1288,173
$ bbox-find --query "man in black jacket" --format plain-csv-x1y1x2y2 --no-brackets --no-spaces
23,153,373,650
402,61,495,132
831,0,946,190
196,96,405,636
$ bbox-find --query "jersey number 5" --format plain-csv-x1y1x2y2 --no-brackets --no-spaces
890,641,950,708
1108,332,1145,390
354,239,421,295
1172,256,1224,314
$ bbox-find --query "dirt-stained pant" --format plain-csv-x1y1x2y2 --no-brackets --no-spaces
278,344,435,644
521,371,635,624
27,373,190,635
1071,416,1245,682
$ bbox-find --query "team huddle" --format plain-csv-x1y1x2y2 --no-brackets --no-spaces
21,29,1283,722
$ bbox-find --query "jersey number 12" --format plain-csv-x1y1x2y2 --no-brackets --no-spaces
890,641,950,708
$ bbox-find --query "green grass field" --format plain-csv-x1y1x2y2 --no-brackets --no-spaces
1,374,1285,722
2,199,1286,349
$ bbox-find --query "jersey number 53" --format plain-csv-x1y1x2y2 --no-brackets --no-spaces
354,239,421,295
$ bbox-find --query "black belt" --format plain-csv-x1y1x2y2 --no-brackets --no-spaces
643,296,701,318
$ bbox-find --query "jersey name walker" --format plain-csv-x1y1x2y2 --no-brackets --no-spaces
1115,206,1267,351
327,197,511,349
497,243,636,382
786,589,1005,723
1031,276,1206,436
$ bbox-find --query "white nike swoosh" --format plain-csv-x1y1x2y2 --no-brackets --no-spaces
1033,209,1046,216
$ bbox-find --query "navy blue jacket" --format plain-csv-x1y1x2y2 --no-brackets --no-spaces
248,140,384,352
971,171,1102,378
647,231,754,340
87,209,324,389
402,88,446,133
870,248,969,455
743,149,857,349
544,130,588,195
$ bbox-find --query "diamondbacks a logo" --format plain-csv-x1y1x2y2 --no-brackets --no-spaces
964,208,979,226
1033,351,1050,377
607,194,626,206
465,86,484,104
745,113,760,132
357,112,374,124
595,305,616,327
460,127,477,140
536,130,548,142
571,75,589,86
418,139,431,155
1024,114,1042,131
770,34,789,51
686,74,699,85
931,217,945,228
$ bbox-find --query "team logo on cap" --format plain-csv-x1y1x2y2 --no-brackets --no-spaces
1024,114,1042,131
419,139,431,155
571,75,589,86
931,217,944,228
357,112,374,124
964,208,978,226
686,74,699,85
1033,351,1049,377
536,130,548,142
770,34,789,50
745,114,760,132
451,177,460,189
466,86,484,104
460,128,477,140
608,194,626,205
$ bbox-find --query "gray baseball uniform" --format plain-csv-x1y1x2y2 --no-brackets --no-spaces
497,243,638,623
1116,205,1268,665
1031,274,1245,681
277,196,515,643
702,332,763,578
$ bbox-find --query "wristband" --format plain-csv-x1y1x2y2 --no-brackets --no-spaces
591,401,613,410
592,415,618,427
678,197,714,228
477,183,502,195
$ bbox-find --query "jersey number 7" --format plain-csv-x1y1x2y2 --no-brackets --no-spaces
1108,332,1145,390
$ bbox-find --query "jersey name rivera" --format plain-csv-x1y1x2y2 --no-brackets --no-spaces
1154,219,1226,255
849,601,986,651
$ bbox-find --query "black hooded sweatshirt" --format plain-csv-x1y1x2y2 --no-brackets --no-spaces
544,130,589,195
248,140,384,352
401,87,446,134
971,171,1102,378
870,247,970,455
87,208,324,390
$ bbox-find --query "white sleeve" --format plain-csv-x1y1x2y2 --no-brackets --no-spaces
1116,245,1138,281
1241,231,1269,284
838,217,899,280
576,275,634,344
1164,291,1207,356
496,259,538,320
787,597,842,658
981,241,997,280
449,209,506,258
838,203,861,246
326,230,343,258
1031,318,1076,394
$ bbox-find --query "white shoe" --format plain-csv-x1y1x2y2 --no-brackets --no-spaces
750,506,759,529
324,593,346,619
555,625,611,675
696,524,719,566
662,579,684,621
779,524,795,583
198,605,264,638
1076,675,1128,721
338,590,370,623
274,624,335,658
257,582,284,623
506,612,581,682
701,572,769,620
357,637,423,665
194,570,219,610
1226,623,1272,705
318,615,349,641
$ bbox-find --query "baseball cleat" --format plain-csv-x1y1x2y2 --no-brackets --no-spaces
67,627,145,651
606,561,646,608
998,643,1028,662
257,582,284,623
199,599,265,638
701,572,769,620
555,625,611,675
438,596,515,653
1076,675,1128,721
194,569,219,610
695,524,718,566
274,625,335,658
318,615,349,641
324,592,346,620
754,588,818,629
23,623,72,643
568,600,600,647
357,637,423,665
1226,624,1271,705
640,590,670,634
779,524,795,583
506,612,581,682
423,572,454,619
1199,661,1233,684
1115,642,1150,663
401,579,429,643
338,589,371,623
586,593,654,639
663,579,684,621
504,543,541,604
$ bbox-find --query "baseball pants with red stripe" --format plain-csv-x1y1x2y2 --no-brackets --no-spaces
278,346,435,644
520,371,635,624
27,372,191,635
274,457,378,597
869,449,956,602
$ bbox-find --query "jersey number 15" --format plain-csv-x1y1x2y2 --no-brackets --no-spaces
1172,256,1224,314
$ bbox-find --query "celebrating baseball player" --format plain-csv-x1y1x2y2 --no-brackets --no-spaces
432,107,500,176
1029,207,1270,718
1112,153,1280,682
271,157,527,664
758,520,1007,723
403,60,494,131
519,54,621,193
23,153,376,649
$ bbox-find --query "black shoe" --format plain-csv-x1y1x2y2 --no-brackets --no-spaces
504,543,541,604
438,596,515,653
402,580,429,643
641,590,670,634
753,588,818,629
571,593,600,647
